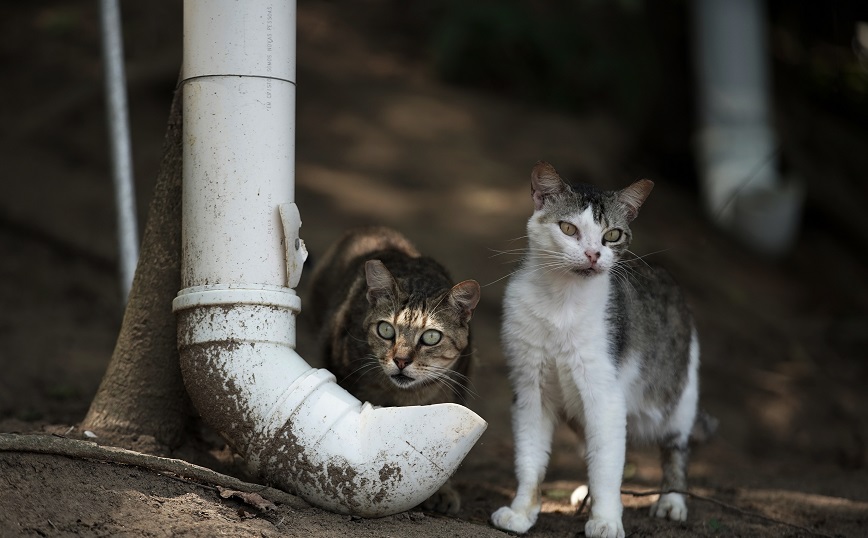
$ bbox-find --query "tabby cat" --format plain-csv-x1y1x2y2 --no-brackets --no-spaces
307,226,481,514
491,162,712,538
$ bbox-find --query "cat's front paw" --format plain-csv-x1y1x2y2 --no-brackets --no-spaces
584,516,625,538
421,482,461,515
569,484,590,507
490,506,537,534
649,492,687,521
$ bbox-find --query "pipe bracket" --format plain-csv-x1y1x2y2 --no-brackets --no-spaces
279,203,307,289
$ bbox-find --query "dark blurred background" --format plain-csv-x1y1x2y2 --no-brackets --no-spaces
1,1,867,534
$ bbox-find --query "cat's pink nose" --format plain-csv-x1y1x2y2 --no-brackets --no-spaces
585,250,600,264
394,357,413,370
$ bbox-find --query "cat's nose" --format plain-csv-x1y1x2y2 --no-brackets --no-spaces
585,250,600,264
394,356,413,370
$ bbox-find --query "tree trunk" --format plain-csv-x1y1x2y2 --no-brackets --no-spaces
81,84,192,450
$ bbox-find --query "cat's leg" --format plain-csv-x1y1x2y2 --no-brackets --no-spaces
565,417,591,509
650,330,699,522
571,362,627,538
490,387,556,534
422,478,461,515
650,438,690,521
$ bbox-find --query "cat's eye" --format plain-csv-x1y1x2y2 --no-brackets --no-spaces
376,321,395,340
603,229,622,243
420,329,442,346
559,222,577,236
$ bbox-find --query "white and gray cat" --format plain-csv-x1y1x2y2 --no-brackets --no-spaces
491,162,714,538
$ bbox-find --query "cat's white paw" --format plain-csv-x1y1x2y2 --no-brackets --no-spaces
490,506,537,534
584,516,625,538
649,492,688,521
569,484,590,507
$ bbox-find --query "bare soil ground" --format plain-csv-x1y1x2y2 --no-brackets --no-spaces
1,2,867,537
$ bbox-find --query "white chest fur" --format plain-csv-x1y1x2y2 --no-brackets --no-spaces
502,264,672,440
502,266,616,418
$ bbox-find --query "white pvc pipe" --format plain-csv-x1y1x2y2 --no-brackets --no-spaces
99,0,139,300
174,0,486,517
693,0,803,256
693,0,777,222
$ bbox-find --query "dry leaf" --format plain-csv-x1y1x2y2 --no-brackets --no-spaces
217,486,277,512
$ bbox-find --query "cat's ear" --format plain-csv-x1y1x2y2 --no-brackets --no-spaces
365,260,397,305
617,179,654,221
449,280,481,321
531,161,568,211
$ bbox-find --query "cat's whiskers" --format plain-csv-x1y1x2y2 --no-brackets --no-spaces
489,245,566,259
340,360,380,382
488,248,525,258
482,268,525,288
622,248,672,269
423,365,477,401
528,248,573,260
484,258,571,288
342,327,368,344
444,370,480,400
530,256,573,265
339,355,382,385
613,259,651,285
425,291,453,320
483,245,572,287
529,257,575,278
432,376,467,401
614,261,645,284
495,254,562,274
527,250,572,263
610,265,639,297
505,234,529,242
521,263,567,279
522,262,568,281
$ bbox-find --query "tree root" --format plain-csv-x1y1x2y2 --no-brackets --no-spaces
0,432,308,511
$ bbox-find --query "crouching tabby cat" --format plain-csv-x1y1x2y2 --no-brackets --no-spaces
308,226,481,514
491,162,713,538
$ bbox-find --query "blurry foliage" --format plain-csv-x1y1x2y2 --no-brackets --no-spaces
423,0,664,124
386,0,697,185
404,0,868,185
801,47,868,120
46,384,81,402
33,7,82,36
326,0,868,188
769,1,868,123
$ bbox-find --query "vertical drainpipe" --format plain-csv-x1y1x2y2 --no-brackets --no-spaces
172,0,487,517
693,0,802,255
99,0,139,300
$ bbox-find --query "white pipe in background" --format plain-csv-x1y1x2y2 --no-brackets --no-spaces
693,0,802,256
99,0,139,300
173,0,487,517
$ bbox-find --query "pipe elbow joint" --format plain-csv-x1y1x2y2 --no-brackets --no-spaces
175,290,486,517
248,368,486,516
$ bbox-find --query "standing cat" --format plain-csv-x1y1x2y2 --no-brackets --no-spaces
491,162,708,538
307,226,481,514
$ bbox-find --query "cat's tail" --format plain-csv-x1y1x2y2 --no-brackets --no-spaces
689,409,719,444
